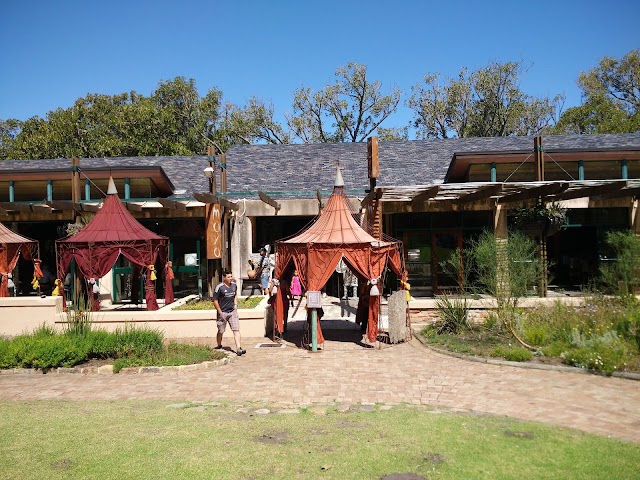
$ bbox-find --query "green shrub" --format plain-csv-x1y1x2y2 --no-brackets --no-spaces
84,330,119,359
113,325,164,357
562,343,633,374
0,339,18,368
11,335,89,369
489,345,533,362
599,230,640,294
435,294,469,334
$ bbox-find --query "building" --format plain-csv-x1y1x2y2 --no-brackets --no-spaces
1,132,639,300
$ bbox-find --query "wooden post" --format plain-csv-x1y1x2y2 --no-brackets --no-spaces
493,204,510,299
534,136,548,297
71,157,81,222
367,137,382,240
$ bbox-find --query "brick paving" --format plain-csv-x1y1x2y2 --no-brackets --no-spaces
1,332,639,443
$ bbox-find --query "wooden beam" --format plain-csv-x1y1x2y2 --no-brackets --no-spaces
456,184,503,204
258,191,281,212
0,202,33,212
361,188,382,208
498,183,568,204
551,181,627,201
0,207,8,216
31,204,53,213
192,192,239,211
367,137,379,179
316,189,323,210
124,202,143,212
600,187,640,200
411,186,440,204
47,200,76,211
78,203,101,213
157,198,188,211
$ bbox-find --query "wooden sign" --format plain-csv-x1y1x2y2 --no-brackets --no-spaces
206,203,222,259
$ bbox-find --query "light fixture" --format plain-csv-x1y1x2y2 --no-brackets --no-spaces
203,167,215,178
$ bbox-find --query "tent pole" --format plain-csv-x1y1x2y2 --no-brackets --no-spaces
311,308,318,352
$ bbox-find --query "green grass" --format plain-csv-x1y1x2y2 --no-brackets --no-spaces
0,401,637,480
175,296,263,310
112,342,225,372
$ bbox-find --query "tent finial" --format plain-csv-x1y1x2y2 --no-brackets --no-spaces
334,165,344,188
107,177,118,195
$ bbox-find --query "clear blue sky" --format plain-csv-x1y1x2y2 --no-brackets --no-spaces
1,0,638,137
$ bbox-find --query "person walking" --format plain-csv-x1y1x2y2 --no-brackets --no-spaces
213,269,246,356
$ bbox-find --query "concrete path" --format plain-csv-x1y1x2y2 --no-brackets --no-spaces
1,331,639,443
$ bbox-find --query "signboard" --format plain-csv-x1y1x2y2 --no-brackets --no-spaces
306,290,322,308
205,203,222,259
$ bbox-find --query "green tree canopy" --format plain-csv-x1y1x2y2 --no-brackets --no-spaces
286,62,401,143
408,61,563,139
0,77,275,160
552,49,640,134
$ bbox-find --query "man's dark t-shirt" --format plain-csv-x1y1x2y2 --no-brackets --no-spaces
214,282,237,313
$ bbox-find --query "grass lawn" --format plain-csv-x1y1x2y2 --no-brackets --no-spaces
1,401,638,480
175,296,263,310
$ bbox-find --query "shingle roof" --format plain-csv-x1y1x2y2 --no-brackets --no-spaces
0,156,210,199
1,133,638,200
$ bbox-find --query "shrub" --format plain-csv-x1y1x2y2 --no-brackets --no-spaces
435,294,469,334
10,335,89,369
0,339,18,368
113,325,164,357
489,345,533,362
599,230,640,294
562,343,633,374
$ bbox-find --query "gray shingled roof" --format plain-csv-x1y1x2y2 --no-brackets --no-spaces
225,133,640,197
1,133,638,201
0,156,210,199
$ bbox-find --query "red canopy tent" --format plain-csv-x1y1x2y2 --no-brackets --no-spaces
273,168,404,343
0,222,39,297
55,179,169,311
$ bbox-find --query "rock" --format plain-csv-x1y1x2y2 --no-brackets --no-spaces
254,408,271,415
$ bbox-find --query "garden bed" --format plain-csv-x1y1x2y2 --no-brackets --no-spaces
422,295,640,375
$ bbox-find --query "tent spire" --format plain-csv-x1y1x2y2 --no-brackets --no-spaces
334,165,344,188
106,177,118,195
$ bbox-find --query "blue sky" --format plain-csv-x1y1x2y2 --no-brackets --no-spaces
1,0,638,137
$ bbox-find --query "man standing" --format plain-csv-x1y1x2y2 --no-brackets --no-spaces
213,269,246,356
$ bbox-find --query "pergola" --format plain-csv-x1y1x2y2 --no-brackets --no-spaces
0,222,39,297
56,179,170,311
273,168,404,345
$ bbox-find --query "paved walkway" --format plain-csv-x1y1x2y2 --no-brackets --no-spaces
1,329,639,443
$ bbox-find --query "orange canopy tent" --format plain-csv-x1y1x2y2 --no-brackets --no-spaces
273,168,404,342
0,222,39,297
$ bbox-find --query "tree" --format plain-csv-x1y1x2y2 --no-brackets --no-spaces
0,119,23,159
286,62,401,143
0,77,269,160
553,49,640,134
408,61,563,139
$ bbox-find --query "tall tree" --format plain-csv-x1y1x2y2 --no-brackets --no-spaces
553,49,640,134
286,62,401,143
408,61,563,139
0,77,263,160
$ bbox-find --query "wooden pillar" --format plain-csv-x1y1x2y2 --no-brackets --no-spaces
631,199,640,236
493,203,510,299
367,136,382,240
534,136,548,297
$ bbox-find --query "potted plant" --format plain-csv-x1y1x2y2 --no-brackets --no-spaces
511,201,567,237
